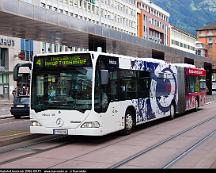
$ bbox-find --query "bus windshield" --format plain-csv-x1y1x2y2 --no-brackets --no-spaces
31,54,93,113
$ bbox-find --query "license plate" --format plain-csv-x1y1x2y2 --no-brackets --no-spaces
16,105,24,107
53,129,68,135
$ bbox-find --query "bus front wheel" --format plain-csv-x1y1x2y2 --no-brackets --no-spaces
123,111,134,135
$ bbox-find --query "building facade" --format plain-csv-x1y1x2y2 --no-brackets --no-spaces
170,25,196,54
195,41,208,58
23,0,137,54
35,0,137,36
197,22,216,60
0,35,16,100
137,0,170,46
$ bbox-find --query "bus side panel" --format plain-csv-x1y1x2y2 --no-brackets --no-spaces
99,101,130,135
176,66,186,114
199,92,206,107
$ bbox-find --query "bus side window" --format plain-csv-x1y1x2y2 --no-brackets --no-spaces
187,76,196,93
119,70,137,100
195,76,200,92
108,70,119,101
138,71,150,98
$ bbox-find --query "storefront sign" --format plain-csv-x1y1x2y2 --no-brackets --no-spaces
0,37,15,47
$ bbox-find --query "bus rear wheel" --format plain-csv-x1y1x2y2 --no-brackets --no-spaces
195,99,199,112
123,111,134,135
169,103,176,120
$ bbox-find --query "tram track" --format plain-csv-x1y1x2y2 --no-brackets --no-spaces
109,114,216,168
0,137,71,166
1,107,216,168
0,134,68,155
162,128,216,168
48,110,216,168
0,134,70,166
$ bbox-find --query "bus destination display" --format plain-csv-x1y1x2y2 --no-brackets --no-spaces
35,54,91,68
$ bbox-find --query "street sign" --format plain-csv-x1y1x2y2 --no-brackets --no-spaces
18,52,25,60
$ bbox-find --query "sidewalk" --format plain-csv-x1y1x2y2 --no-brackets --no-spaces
206,93,216,103
0,100,13,119
0,113,13,119
0,112,13,119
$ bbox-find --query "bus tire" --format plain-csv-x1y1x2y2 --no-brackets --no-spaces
123,110,134,135
195,99,199,112
169,103,176,120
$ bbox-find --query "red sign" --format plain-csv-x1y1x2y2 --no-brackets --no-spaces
18,52,25,60
186,68,206,76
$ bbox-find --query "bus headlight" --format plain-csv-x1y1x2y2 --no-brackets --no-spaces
31,121,41,126
81,121,100,128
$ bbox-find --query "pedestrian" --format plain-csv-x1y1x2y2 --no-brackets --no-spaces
12,88,17,103
12,88,17,98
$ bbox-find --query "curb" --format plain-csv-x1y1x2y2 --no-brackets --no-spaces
0,115,14,119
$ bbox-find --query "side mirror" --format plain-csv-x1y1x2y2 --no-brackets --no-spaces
100,70,109,85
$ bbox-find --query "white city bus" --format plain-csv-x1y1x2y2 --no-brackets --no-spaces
30,51,206,136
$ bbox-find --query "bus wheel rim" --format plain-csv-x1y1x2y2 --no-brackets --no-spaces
196,100,198,109
170,104,175,118
126,114,133,130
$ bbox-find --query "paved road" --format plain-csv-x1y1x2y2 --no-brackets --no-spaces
0,100,12,119
0,106,11,117
0,101,216,168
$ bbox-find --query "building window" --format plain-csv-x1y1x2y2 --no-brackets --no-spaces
54,44,59,52
0,48,7,67
48,43,52,53
208,43,213,48
208,37,213,43
20,39,33,61
42,42,46,53
41,2,46,8
196,50,201,56
60,45,63,52
0,73,9,98
53,7,58,12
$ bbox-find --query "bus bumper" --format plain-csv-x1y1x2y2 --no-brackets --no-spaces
30,126,105,136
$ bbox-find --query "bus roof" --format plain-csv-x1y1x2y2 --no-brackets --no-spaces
172,63,205,71
35,51,167,65
172,63,196,68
